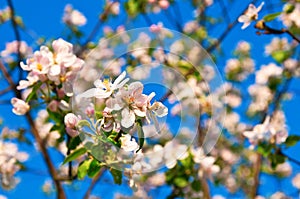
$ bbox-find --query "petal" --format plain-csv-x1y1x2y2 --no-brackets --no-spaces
238,15,249,23
256,2,265,12
63,82,74,97
77,88,98,99
247,4,257,15
121,108,135,128
94,79,105,89
20,62,30,71
49,64,61,76
113,71,126,85
241,22,251,30
128,81,144,95
151,102,168,117
106,98,124,111
114,78,129,89
133,108,146,117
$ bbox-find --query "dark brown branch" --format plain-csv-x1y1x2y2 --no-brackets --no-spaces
251,153,262,199
159,0,259,102
0,61,66,199
0,86,12,96
218,0,231,25
255,21,300,43
207,0,259,52
78,1,119,56
7,0,21,61
83,167,106,199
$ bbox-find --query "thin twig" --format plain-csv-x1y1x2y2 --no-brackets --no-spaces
251,153,262,199
218,0,231,25
83,167,106,199
6,0,23,80
0,60,66,199
0,86,12,96
255,22,300,43
78,1,119,56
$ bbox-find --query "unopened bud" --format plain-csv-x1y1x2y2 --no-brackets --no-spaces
255,20,265,30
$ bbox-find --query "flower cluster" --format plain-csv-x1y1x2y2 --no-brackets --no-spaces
73,72,168,152
19,39,84,95
62,4,87,26
1,41,32,64
0,140,28,190
243,110,288,148
281,3,300,28
0,6,11,24
238,2,264,29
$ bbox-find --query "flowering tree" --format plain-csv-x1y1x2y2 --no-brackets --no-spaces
1,0,300,199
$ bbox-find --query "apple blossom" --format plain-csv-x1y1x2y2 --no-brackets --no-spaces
63,4,87,26
158,0,170,9
281,3,300,28
78,71,129,99
109,1,120,15
20,46,53,75
292,173,300,189
11,98,30,115
0,141,28,190
64,113,80,137
0,41,32,58
255,63,283,85
243,116,270,147
265,37,291,55
238,2,264,29
120,134,139,152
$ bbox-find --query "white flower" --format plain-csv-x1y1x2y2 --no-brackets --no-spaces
238,2,264,29
292,173,300,189
78,71,129,99
243,116,270,147
63,4,87,26
198,156,220,178
164,141,188,169
11,98,30,115
20,46,53,75
120,134,139,152
255,63,283,84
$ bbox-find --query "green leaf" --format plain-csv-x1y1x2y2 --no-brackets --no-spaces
67,136,82,150
285,135,300,147
269,153,286,169
174,177,188,188
257,142,273,157
191,180,201,191
87,159,102,178
78,159,92,179
63,147,87,165
25,82,43,102
109,168,122,185
271,50,290,63
263,12,282,22
136,120,144,153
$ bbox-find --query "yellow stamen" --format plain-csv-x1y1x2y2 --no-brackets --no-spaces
103,79,111,91
37,63,43,71
60,76,66,82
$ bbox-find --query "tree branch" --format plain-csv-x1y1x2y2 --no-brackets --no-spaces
83,167,106,199
0,60,66,199
6,0,23,80
255,21,300,43
77,1,119,56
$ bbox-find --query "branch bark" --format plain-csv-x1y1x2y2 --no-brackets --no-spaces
83,167,106,199
0,61,66,199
